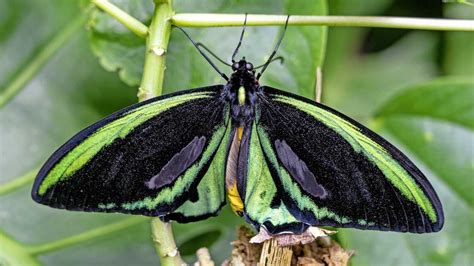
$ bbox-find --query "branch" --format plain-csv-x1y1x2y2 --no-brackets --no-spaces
172,14,474,32
90,4,474,41
89,3,474,39
137,0,173,101
0,230,40,266
150,219,184,266
26,217,147,255
0,167,39,196
91,0,148,38
259,239,292,265
137,1,183,265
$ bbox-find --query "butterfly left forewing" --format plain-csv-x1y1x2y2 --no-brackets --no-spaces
253,86,443,233
32,86,230,222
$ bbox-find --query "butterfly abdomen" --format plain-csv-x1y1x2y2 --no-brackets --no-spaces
225,126,245,215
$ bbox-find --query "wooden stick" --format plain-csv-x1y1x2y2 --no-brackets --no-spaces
258,239,292,266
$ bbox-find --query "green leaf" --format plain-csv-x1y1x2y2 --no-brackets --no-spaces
263,0,327,98
0,1,161,265
323,0,438,121
1,1,327,265
88,0,153,86
90,0,327,99
339,77,474,265
376,77,474,207
324,1,473,264
377,77,474,130
324,31,438,120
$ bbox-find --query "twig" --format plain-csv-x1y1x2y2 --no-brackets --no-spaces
150,219,184,266
90,3,474,40
195,248,215,266
91,0,148,38
138,1,184,265
26,217,147,255
258,239,292,266
137,0,173,101
228,227,352,265
0,167,39,195
172,14,474,31
0,230,40,266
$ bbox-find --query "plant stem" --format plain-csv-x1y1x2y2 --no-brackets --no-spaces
91,0,148,38
0,14,85,108
26,217,147,255
89,5,474,40
0,167,39,196
137,0,174,101
315,67,322,103
137,1,183,265
151,219,184,266
172,14,474,31
0,230,40,266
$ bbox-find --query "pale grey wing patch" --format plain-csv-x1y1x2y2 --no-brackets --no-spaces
225,128,239,190
146,136,206,189
274,139,327,199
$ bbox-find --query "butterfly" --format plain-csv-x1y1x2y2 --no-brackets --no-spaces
32,15,443,235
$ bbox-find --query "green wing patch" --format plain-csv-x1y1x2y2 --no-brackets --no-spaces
242,122,302,233
167,119,233,221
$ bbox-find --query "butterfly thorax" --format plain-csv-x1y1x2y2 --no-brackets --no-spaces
224,59,260,127
222,59,260,215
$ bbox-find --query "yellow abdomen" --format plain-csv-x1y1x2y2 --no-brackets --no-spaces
226,126,245,215
227,183,244,214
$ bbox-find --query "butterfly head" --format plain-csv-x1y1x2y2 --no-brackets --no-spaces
228,57,258,91
232,57,254,73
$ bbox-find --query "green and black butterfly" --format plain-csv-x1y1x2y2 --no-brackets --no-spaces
32,16,443,235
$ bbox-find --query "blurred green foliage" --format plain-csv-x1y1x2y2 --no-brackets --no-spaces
0,0,472,265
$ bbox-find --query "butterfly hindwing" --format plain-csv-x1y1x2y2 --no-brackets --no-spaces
164,119,233,222
252,86,443,233
32,86,230,221
238,122,309,234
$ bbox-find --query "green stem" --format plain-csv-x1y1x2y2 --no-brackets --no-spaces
0,231,40,266
0,14,85,108
137,0,174,101
151,219,184,266
91,0,148,38
90,8,473,42
445,0,474,6
26,217,147,255
0,167,39,196
172,14,474,31
137,1,183,265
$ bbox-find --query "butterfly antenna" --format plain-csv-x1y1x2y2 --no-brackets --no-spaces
253,56,284,69
231,13,248,63
174,26,229,81
196,43,232,66
257,15,290,80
